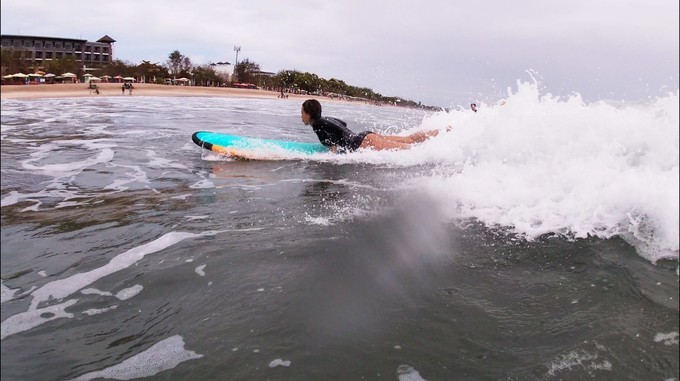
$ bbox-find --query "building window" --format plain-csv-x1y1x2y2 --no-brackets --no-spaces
103,47,109,53
36,51,43,58
46,52,53,59
56,52,63,59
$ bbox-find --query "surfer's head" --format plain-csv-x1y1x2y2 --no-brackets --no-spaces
301,99,322,125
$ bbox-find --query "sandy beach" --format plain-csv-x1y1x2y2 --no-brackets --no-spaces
0,83,354,103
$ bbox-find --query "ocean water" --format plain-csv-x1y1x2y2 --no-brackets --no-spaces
1,81,678,380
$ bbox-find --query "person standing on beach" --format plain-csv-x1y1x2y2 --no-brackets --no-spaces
301,99,440,152
122,84,125,95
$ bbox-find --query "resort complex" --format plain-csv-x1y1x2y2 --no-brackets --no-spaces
1,34,116,69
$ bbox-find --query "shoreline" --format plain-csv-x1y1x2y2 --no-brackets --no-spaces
0,83,372,105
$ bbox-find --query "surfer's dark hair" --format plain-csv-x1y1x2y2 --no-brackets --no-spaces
302,99,322,120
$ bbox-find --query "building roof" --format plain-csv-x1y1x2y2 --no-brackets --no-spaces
1,34,87,43
250,70,275,76
97,35,116,43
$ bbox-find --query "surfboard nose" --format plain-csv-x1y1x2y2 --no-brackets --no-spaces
192,131,213,150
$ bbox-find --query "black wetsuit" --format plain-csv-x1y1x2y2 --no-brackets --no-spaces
311,117,373,152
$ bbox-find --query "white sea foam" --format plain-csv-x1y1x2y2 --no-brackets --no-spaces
1,299,78,340
20,139,115,177
268,358,291,368
1,282,20,304
81,288,113,297
347,81,678,263
69,335,203,381
1,230,230,340
547,345,612,376
103,163,150,191
397,365,427,381
195,265,206,276
189,178,216,189
82,305,118,316
145,149,190,170
116,285,144,300
27,232,200,311
654,331,679,345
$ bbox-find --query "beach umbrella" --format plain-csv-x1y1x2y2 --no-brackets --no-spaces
3,74,13,79
44,73,56,78
83,73,93,77
28,73,43,77
88,77,102,82
12,73,29,78
123,77,136,81
62,72,76,78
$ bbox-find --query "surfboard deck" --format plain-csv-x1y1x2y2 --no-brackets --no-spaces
192,131,329,160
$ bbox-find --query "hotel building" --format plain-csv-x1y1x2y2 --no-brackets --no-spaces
0,34,116,69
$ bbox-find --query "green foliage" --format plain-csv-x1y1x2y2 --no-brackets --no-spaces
0,45,430,107
44,57,81,76
167,50,192,77
233,58,260,83
1,48,26,74
101,59,136,77
136,60,169,83
270,70,405,104
192,65,223,86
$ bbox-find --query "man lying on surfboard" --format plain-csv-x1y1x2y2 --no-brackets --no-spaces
301,99,440,152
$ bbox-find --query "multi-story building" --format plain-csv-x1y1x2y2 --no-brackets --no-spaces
0,34,116,69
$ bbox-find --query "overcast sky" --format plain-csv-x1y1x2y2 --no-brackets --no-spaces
2,0,678,107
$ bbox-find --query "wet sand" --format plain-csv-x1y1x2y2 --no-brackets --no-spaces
1,83,349,103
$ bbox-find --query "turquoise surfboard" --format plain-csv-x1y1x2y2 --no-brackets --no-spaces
192,131,329,160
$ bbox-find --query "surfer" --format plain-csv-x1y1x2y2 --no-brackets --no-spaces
301,99,439,152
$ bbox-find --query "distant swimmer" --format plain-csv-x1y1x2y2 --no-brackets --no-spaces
301,99,440,152
471,103,478,113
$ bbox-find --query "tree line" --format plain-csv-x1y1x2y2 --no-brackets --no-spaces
1,48,433,108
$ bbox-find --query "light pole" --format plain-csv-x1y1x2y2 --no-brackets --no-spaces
233,45,241,66
233,46,241,82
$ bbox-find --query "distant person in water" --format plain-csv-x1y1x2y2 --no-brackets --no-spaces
301,99,439,152
471,103,478,112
